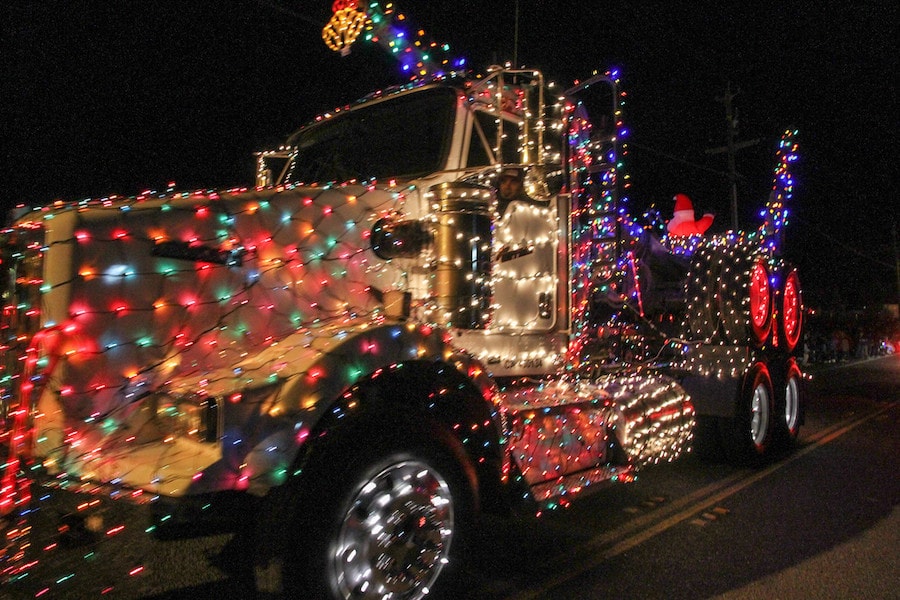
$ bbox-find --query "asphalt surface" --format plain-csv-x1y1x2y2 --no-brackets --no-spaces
2,355,898,599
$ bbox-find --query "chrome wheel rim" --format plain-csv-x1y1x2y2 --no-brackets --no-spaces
750,382,771,447
784,375,800,434
331,459,454,599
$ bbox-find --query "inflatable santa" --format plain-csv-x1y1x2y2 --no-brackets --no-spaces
666,193,714,236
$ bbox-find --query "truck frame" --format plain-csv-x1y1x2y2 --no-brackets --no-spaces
1,66,802,599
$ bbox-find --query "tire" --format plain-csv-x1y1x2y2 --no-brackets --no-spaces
259,438,473,600
719,362,775,465
772,358,803,450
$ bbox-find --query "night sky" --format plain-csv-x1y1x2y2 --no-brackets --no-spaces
5,1,897,308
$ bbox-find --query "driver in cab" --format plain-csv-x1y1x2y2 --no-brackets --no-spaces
497,166,535,215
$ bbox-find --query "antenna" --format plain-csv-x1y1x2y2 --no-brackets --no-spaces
513,0,520,67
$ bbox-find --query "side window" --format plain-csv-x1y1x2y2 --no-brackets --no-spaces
499,118,521,165
467,111,495,167
467,111,522,168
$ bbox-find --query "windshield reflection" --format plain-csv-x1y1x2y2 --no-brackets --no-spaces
283,87,457,184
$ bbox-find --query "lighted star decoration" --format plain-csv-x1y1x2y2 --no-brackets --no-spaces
322,0,368,55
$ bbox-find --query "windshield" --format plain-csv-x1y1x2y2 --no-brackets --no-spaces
282,86,457,184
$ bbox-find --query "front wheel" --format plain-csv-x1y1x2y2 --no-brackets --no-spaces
258,440,472,600
329,455,456,599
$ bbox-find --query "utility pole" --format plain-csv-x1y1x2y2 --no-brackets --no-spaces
706,83,758,231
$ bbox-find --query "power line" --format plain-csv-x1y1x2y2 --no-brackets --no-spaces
255,0,324,28
628,141,733,179
792,214,895,271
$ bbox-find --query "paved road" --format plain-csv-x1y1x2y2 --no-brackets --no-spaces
461,356,899,600
3,355,898,599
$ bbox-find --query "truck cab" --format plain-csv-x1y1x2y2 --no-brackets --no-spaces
258,68,572,375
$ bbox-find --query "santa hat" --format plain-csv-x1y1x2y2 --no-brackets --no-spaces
669,193,695,227
667,193,715,236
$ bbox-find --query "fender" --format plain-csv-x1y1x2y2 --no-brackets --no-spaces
283,358,509,514
174,320,507,503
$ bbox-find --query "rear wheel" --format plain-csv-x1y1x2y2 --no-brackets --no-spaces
773,359,803,449
720,362,775,464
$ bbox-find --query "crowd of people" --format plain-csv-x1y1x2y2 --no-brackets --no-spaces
801,312,899,365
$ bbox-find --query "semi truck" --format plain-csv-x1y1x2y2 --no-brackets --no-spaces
1,66,803,599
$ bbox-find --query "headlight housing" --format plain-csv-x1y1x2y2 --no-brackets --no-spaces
149,393,219,443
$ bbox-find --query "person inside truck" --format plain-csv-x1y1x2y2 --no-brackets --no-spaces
496,166,540,215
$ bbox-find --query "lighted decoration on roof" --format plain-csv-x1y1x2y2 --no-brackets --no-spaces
758,129,799,253
322,0,368,55
666,193,714,237
322,1,467,81
663,130,800,259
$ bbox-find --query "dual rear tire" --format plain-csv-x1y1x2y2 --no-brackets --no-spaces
772,358,803,448
719,362,775,464
717,357,804,465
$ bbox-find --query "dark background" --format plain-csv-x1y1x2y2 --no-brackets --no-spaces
5,1,897,309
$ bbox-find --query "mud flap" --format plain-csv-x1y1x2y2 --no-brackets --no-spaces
680,373,742,418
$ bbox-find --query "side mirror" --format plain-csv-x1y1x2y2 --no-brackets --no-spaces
370,218,432,260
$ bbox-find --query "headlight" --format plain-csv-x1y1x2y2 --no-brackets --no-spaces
152,393,218,443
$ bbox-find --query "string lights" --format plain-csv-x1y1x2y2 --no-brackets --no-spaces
322,1,467,81
566,69,632,367
322,0,368,55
